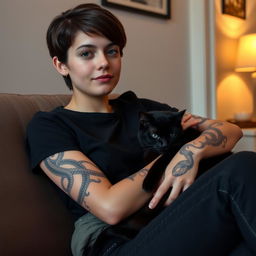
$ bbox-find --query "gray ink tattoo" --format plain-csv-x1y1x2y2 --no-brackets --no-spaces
128,168,149,181
172,121,227,177
44,152,105,207
172,145,195,176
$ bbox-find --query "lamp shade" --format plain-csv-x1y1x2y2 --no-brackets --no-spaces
235,33,256,72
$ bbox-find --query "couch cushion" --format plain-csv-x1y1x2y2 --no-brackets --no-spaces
0,93,74,256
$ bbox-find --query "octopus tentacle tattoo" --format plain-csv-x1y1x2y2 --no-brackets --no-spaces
44,152,105,207
172,119,227,177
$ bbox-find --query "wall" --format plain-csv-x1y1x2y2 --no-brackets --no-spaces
215,0,256,120
0,0,191,111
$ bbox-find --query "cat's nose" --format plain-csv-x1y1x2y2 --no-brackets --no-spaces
160,141,168,149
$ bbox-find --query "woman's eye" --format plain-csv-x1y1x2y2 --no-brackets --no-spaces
107,48,119,56
80,51,93,59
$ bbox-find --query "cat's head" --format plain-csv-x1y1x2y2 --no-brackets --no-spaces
138,110,186,153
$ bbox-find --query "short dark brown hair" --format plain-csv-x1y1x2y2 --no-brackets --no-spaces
46,3,127,90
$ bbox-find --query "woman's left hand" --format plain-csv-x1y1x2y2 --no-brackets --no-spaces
147,113,201,209
148,147,200,209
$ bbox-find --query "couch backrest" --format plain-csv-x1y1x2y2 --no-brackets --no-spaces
0,93,74,256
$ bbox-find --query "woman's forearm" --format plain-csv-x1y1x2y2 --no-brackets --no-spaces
171,119,242,178
97,157,160,224
41,151,159,225
191,117,242,159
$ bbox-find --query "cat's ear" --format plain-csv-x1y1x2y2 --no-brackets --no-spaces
170,110,186,121
179,109,186,117
176,110,186,122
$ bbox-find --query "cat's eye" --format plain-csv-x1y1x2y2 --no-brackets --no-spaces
151,133,160,140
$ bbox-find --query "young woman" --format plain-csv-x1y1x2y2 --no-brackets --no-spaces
27,3,256,256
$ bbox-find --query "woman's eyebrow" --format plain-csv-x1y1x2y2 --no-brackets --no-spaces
76,42,117,51
76,44,96,51
106,42,117,48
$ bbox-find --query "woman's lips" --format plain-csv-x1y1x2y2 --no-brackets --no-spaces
93,74,113,83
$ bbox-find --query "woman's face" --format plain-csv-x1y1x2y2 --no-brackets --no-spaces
60,31,122,97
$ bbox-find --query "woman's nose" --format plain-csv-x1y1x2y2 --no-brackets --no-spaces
97,53,109,70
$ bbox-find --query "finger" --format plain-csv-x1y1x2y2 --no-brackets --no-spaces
190,119,202,127
182,113,192,123
182,181,193,192
164,182,182,205
149,183,170,209
182,118,201,130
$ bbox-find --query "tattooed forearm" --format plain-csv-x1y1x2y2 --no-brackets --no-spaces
172,121,227,177
128,168,149,181
200,122,227,148
43,152,105,207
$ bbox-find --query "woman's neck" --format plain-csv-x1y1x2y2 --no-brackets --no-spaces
65,93,113,113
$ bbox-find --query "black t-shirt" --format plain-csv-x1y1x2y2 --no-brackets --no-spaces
26,91,177,220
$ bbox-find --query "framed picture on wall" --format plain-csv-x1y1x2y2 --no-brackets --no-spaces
222,0,246,19
102,0,170,19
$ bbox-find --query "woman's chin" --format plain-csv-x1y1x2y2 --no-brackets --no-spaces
96,84,116,96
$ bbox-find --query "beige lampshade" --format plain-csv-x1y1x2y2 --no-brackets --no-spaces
235,33,256,72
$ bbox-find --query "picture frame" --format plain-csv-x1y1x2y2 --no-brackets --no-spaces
102,0,170,19
222,0,246,19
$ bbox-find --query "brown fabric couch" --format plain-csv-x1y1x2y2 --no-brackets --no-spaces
0,93,74,256
0,93,250,256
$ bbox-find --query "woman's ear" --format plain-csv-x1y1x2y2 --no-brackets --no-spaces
52,56,69,76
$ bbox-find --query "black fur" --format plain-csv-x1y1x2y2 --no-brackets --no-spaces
138,110,195,192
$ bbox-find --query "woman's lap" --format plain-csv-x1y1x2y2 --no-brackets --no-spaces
106,151,256,256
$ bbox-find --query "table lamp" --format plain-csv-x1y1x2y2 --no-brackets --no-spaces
235,33,256,123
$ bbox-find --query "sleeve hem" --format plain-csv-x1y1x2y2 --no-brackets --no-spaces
31,146,81,171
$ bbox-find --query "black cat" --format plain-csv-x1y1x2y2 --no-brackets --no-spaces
138,110,198,192
138,110,231,192
138,110,187,154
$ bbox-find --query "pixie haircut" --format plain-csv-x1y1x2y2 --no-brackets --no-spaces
46,3,127,90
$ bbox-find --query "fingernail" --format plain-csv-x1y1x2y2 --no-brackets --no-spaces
149,200,154,209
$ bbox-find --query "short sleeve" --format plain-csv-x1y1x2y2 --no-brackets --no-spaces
26,111,80,170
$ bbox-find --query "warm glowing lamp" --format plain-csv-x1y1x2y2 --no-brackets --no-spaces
235,33,256,122
235,33,256,74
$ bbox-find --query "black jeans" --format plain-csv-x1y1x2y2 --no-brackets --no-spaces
100,151,256,256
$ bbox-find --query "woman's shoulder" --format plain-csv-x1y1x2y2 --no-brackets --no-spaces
27,107,64,131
